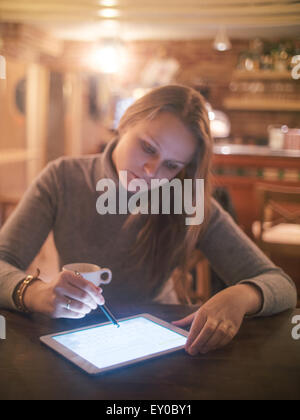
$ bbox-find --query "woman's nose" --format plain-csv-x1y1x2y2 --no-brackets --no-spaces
143,159,160,178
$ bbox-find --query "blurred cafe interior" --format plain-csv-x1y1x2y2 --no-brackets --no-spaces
0,0,300,306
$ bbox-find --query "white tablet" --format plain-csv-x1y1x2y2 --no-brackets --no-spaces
40,313,188,375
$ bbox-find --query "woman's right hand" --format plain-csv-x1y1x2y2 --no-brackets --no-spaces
23,270,105,319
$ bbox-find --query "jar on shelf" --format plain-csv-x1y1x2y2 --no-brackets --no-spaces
272,43,289,72
268,125,288,150
260,54,273,71
261,41,273,70
284,128,300,151
249,38,263,71
237,51,251,71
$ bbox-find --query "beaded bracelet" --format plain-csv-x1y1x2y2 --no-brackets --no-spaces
14,268,41,313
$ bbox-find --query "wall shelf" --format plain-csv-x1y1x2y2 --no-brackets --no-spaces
223,97,300,111
233,70,293,80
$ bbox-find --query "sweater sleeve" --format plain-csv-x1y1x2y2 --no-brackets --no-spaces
0,158,63,310
197,198,297,317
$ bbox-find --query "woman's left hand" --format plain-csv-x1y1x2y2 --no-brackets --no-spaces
172,284,262,355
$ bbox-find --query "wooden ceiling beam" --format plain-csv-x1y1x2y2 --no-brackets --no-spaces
1,2,300,15
1,11,299,26
1,0,300,9
2,0,296,5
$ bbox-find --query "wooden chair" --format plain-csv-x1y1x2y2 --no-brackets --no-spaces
172,249,211,305
252,184,300,258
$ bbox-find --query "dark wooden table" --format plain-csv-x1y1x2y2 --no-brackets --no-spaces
0,304,299,400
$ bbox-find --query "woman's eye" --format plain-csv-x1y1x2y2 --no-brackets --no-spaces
165,161,178,171
141,141,156,155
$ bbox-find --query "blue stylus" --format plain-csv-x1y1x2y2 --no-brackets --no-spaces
74,271,120,328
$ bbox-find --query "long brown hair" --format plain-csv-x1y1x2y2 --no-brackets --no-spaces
117,85,213,302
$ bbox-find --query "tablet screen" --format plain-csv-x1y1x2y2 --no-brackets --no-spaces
52,316,187,369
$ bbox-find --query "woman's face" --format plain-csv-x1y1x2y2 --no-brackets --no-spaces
112,111,197,190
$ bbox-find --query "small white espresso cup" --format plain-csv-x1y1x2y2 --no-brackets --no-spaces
62,263,112,287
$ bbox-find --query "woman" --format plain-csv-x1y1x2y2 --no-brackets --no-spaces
0,85,297,355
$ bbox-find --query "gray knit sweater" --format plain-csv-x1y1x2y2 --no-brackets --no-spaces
0,139,297,314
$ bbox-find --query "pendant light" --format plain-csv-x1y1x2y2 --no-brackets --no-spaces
89,37,126,74
213,26,232,52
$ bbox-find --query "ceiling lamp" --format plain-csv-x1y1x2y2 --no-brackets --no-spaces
99,0,118,5
98,8,120,18
89,37,126,74
213,27,232,52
